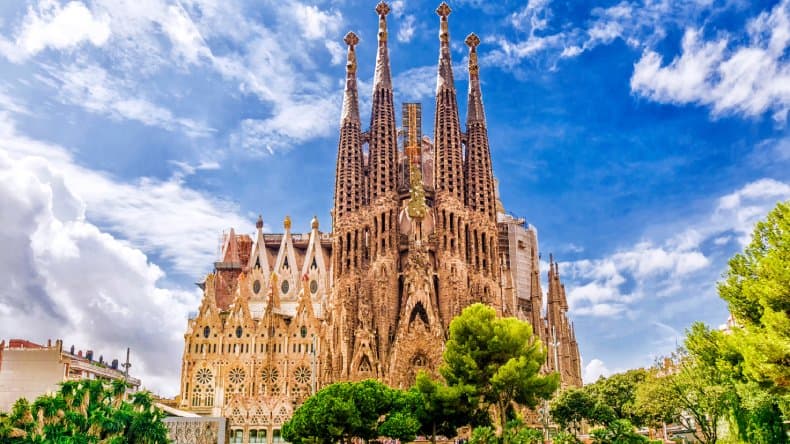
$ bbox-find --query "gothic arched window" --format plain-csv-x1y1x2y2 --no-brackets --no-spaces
235,326,243,338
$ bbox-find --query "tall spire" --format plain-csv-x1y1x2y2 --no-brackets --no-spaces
368,1,398,202
436,2,454,92
464,32,496,220
333,32,364,218
465,33,485,125
373,2,392,89
433,1,464,201
341,32,360,125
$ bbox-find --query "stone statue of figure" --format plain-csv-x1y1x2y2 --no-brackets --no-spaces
358,297,372,330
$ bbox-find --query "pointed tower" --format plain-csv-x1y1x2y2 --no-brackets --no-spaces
368,1,398,204
464,33,497,222
334,32,364,219
360,1,401,381
433,2,464,202
431,2,472,331
462,33,501,313
331,31,369,381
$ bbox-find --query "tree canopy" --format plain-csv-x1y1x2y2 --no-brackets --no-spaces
441,303,559,444
718,201,790,395
281,379,420,444
0,379,168,443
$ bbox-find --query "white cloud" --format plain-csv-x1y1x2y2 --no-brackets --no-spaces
0,0,110,62
715,178,790,244
564,177,789,318
398,15,416,43
0,149,197,396
290,3,342,41
230,95,339,156
0,114,249,276
631,0,790,121
38,63,213,137
583,358,610,383
160,3,211,64
0,0,347,152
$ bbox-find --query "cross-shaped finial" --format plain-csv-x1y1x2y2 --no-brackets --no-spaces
376,1,390,16
436,2,451,18
344,31,359,46
465,33,480,48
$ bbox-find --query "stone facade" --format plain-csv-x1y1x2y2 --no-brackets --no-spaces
176,2,582,442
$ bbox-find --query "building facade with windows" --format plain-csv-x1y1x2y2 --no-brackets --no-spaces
0,339,140,412
176,3,582,443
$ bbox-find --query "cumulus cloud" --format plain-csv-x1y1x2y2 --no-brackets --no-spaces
564,177,790,318
0,0,347,152
0,114,249,276
483,0,789,120
583,358,611,383
0,0,110,62
0,149,197,396
631,0,790,121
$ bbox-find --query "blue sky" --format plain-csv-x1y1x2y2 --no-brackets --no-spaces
0,0,788,394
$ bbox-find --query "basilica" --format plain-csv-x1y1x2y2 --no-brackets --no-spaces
176,2,582,442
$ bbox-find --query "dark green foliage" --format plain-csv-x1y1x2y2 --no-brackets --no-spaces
589,419,648,444
281,379,420,444
550,369,646,435
0,379,168,443
441,304,559,444
411,371,479,443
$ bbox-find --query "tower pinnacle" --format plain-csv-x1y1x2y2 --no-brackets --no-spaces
368,0,398,201
341,31,360,125
466,32,484,124
373,1,392,89
436,2,454,92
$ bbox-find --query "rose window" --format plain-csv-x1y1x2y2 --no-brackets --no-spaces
228,367,246,384
262,367,279,383
294,366,311,385
195,368,213,385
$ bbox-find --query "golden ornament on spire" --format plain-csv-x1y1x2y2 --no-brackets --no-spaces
376,1,391,16
436,2,451,17
284,215,292,230
376,2,390,41
466,33,480,75
344,32,359,74
437,2,451,42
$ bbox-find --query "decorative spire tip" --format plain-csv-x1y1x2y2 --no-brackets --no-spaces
344,31,359,47
256,214,263,229
465,33,480,48
376,1,390,16
436,2,451,18
284,215,292,230
311,215,319,230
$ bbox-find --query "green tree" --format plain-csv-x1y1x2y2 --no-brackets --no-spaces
718,201,790,399
586,369,647,426
441,303,559,444
550,388,596,434
282,379,420,444
550,369,645,435
0,379,168,443
412,371,479,443
589,419,648,444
